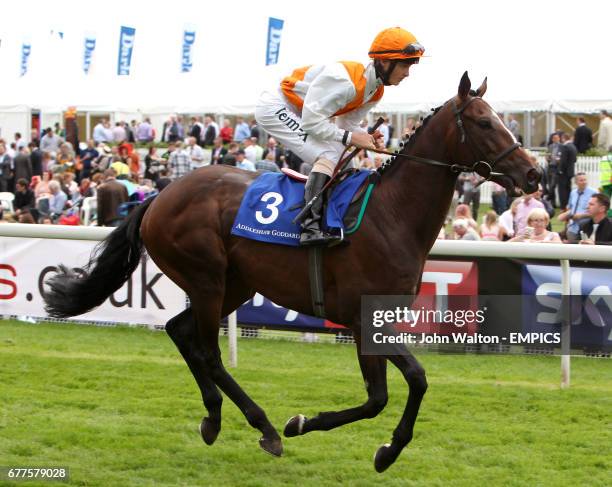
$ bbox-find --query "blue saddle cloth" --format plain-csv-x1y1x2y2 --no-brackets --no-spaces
231,170,371,246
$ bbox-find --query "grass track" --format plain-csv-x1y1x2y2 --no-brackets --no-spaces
0,321,610,487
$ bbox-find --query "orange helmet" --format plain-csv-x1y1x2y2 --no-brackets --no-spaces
368,27,425,61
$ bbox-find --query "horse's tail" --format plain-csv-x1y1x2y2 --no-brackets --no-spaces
44,196,156,318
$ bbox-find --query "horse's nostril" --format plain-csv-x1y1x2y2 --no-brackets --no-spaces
527,168,541,185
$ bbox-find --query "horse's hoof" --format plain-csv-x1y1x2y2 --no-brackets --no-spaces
259,436,283,457
199,417,220,445
283,414,306,437
374,443,399,473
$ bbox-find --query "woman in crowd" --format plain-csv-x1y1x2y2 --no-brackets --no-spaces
453,203,478,235
498,198,520,240
508,208,561,243
34,171,52,200
480,210,501,241
78,178,95,198
144,146,164,183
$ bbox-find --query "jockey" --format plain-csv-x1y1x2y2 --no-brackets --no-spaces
255,27,425,246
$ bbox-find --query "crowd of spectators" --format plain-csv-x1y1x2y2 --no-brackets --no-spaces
1,112,610,243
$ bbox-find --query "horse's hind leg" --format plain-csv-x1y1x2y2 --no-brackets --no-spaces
374,352,428,473
191,291,282,457
165,308,223,445
284,336,388,436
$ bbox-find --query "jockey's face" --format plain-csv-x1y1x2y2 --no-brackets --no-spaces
382,60,415,86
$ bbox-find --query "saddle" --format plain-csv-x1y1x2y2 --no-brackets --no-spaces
281,168,377,235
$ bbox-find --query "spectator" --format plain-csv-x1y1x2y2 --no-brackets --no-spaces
598,110,612,150
509,208,561,243
0,143,13,192
187,136,206,169
34,172,52,200
558,133,577,210
454,203,478,231
379,117,390,148
188,116,203,145
112,122,127,143
235,150,255,171
220,119,234,144
491,181,508,215
40,127,62,153
136,118,154,143
103,120,114,143
14,132,27,150
479,211,501,241
210,137,227,165
168,141,192,180
515,191,545,235
234,117,251,143
48,180,67,219
573,117,593,154
256,152,281,173
13,146,32,184
578,193,612,245
546,133,562,207
202,115,219,146
507,114,521,142
262,137,283,168
127,120,137,143
452,219,480,240
558,172,597,241
29,142,43,177
18,212,35,224
78,178,94,198
499,198,521,240
144,146,165,182
459,173,481,220
249,119,260,140
156,168,172,192
79,139,99,180
55,143,77,174
13,178,35,217
96,168,129,227
93,119,108,143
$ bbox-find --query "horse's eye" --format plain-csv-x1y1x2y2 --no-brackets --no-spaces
478,119,492,129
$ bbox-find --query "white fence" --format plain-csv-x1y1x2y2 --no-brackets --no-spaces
1,224,611,386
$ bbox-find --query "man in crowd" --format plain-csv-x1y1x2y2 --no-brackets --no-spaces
558,133,577,209
48,180,67,220
210,137,227,165
202,115,219,146
79,139,99,180
188,116,203,145
0,143,13,192
579,193,612,245
96,168,128,227
186,136,206,169
40,127,62,153
243,137,260,164
262,137,283,169
598,110,612,150
507,114,521,142
168,141,192,180
136,118,154,143
573,117,593,153
256,152,281,173
558,172,597,241
234,117,251,143
13,178,35,218
112,122,127,143
13,146,32,183
93,119,108,143
546,133,562,207
235,149,255,171
29,142,42,177
452,219,480,240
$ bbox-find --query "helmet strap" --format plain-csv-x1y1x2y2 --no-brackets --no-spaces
374,59,397,86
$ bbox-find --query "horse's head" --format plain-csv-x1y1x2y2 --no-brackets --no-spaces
444,72,541,195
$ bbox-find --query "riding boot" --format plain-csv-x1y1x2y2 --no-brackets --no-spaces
300,171,342,246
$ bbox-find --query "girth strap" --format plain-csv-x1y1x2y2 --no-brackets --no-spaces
308,246,326,318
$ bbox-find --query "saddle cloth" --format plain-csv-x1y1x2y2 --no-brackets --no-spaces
231,170,372,246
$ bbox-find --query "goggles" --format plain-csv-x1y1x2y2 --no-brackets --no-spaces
369,42,425,58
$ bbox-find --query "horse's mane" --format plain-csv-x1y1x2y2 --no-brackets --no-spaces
376,104,443,176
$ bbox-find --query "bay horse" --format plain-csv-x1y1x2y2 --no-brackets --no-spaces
44,72,540,472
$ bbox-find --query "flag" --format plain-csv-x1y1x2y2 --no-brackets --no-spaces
83,35,96,75
117,26,136,75
266,17,284,66
181,28,196,73
20,43,31,76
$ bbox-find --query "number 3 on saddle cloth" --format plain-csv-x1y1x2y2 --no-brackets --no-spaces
231,169,376,246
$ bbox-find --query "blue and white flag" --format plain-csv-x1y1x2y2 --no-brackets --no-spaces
20,43,31,77
266,17,284,66
181,28,196,73
83,35,96,75
117,26,136,75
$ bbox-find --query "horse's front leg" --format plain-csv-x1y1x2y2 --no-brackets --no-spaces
284,334,388,436
373,350,428,472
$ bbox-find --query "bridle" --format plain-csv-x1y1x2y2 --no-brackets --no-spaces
369,96,522,181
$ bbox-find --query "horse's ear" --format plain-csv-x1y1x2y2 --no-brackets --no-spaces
458,71,471,100
475,77,488,97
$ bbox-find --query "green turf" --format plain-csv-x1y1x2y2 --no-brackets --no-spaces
0,321,610,487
